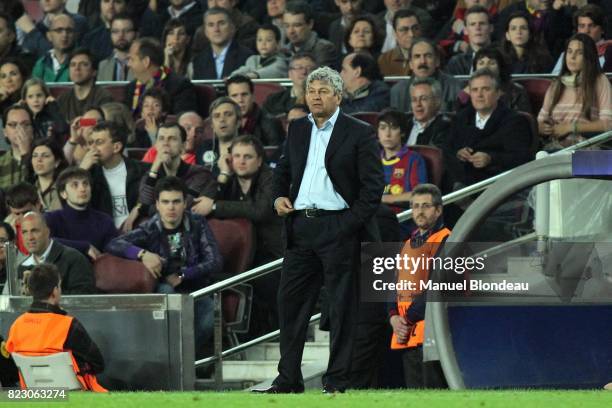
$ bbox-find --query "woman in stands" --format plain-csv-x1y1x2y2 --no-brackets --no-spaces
538,33,612,147
21,78,68,143
344,15,383,58
28,139,67,212
500,11,553,74
455,46,532,113
0,58,27,115
378,109,427,214
133,88,170,148
162,18,193,79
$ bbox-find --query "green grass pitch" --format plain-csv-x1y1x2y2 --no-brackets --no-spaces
11,390,612,408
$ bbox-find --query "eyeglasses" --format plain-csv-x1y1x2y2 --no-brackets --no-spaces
396,25,420,33
6,122,33,129
0,238,9,244
49,27,75,34
410,96,433,104
411,203,435,210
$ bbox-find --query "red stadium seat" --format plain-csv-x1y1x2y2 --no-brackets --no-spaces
94,254,156,293
207,218,255,338
48,86,70,100
517,110,541,154
253,83,284,107
193,85,217,118
516,78,551,116
104,84,127,103
351,111,379,127
410,145,444,188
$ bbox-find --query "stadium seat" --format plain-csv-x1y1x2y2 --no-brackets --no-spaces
207,218,255,341
125,147,148,160
351,111,379,127
517,111,541,154
104,84,127,103
93,254,156,293
516,78,551,116
193,85,217,118
48,86,70,100
411,145,444,187
11,352,83,390
253,83,284,107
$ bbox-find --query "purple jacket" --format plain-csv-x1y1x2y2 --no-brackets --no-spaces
105,211,222,292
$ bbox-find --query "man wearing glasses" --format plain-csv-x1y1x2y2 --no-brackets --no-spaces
31,14,76,83
0,105,35,190
378,9,422,77
262,52,317,116
389,183,450,388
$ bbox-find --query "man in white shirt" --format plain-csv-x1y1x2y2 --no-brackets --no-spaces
80,122,149,231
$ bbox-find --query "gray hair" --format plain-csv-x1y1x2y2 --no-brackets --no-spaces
204,7,233,25
305,66,343,96
412,183,442,207
410,77,442,101
469,68,500,91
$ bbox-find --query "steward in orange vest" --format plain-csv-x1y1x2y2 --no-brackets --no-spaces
388,184,450,388
5,264,107,392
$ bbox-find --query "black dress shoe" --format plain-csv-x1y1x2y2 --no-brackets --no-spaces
322,384,345,394
251,384,304,394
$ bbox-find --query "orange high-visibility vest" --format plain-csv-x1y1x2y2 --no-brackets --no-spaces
6,312,107,392
390,227,451,349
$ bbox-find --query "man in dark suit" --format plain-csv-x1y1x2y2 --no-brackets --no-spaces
253,66,384,394
126,37,198,116
406,77,450,149
192,7,253,80
448,68,533,187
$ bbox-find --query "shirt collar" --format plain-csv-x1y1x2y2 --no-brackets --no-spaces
214,41,232,58
308,106,340,130
23,240,54,266
414,114,437,131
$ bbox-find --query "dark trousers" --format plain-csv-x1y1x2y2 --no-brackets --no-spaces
273,212,359,391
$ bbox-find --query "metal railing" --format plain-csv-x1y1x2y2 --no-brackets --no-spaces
191,129,612,387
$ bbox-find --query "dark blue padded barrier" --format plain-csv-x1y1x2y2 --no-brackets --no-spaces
448,305,612,389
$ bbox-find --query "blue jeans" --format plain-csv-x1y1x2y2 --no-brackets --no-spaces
156,283,214,353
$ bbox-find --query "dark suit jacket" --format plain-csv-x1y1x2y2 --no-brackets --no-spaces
90,158,149,219
448,102,534,185
192,41,254,80
17,241,96,294
407,113,451,149
274,111,384,246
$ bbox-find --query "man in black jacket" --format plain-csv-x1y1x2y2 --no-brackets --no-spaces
80,122,149,232
448,69,533,187
17,213,96,295
226,75,284,146
406,77,450,148
126,37,197,116
254,66,384,394
158,0,204,37
192,7,253,79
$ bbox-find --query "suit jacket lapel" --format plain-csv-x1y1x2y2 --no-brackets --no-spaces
295,119,312,180
325,112,348,166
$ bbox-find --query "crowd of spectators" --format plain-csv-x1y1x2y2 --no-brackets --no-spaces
0,0,610,387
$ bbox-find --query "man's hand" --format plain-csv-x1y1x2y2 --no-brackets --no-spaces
16,13,35,34
122,205,141,232
390,315,410,344
88,245,102,261
79,148,100,170
192,196,215,216
381,194,396,204
217,153,232,174
14,125,32,156
165,273,182,288
141,251,163,278
144,114,158,136
151,148,171,173
274,197,294,216
20,270,32,295
456,147,473,162
468,152,491,168
70,116,83,144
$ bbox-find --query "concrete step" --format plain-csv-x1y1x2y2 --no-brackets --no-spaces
243,341,329,361
222,360,317,382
